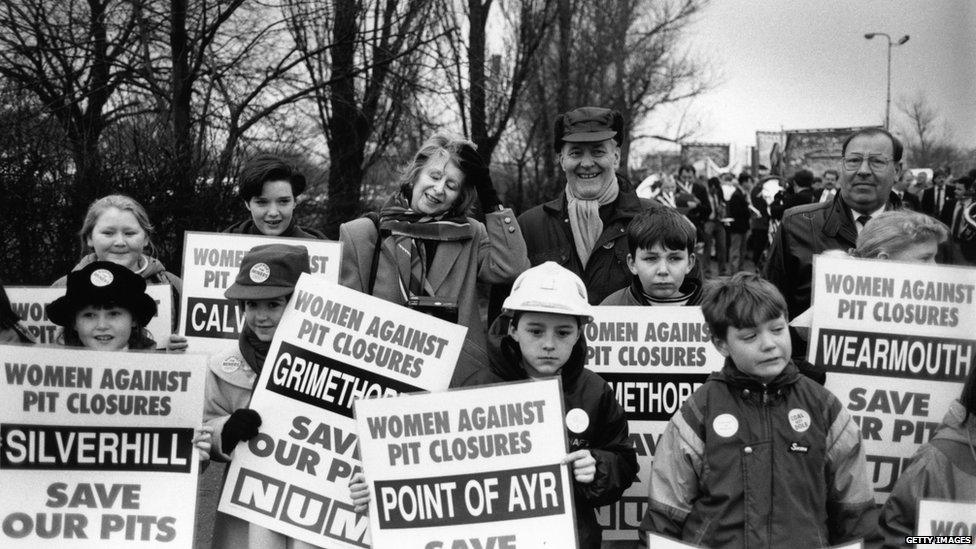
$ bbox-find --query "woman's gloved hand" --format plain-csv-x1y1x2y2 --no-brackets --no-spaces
221,408,262,453
458,143,501,212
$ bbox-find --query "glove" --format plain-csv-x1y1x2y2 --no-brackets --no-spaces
458,143,501,212
221,408,262,453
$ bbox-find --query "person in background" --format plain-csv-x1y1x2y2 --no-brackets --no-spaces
1,280,35,343
701,177,728,276
814,169,839,203
780,168,816,212
726,173,753,273
676,164,712,256
203,244,317,549
340,133,528,386
879,354,976,547
54,194,185,348
893,170,921,211
948,176,976,264
748,176,783,272
641,273,878,548
224,154,326,239
921,168,954,225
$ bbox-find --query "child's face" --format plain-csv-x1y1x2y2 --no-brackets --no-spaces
509,312,580,378
713,315,791,382
87,207,149,271
244,297,288,342
627,243,695,300
74,305,134,351
885,239,939,264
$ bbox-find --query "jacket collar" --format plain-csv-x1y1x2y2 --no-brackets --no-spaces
822,192,903,247
709,358,801,391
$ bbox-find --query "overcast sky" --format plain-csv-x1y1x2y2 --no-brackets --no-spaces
640,0,975,157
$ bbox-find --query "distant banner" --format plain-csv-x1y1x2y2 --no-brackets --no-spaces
809,255,975,502
355,378,577,548
915,499,976,547
586,306,724,541
218,275,464,548
7,285,173,348
178,231,341,355
0,345,206,548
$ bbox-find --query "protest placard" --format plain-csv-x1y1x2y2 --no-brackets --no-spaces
7,285,173,348
808,255,975,502
916,499,976,547
0,345,206,548
218,274,464,548
178,231,341,355
355,377,577,549
586,306,724,541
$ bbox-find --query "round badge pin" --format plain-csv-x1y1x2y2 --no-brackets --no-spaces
221,356,242,373
250,262,271,283
788,408,811,433
565,408,590,434
712,414,739,438
90,269,114,287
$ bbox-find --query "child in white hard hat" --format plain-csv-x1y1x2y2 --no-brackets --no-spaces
349,262,638,548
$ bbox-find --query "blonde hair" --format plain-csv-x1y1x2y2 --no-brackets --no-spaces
853,210,948,259
398,133,477,217
78,195,155,258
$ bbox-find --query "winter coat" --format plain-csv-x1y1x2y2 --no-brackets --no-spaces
726,188,751,234
469,316,639,549
764,193,901,320
600,275,703,306
641,360,879,548
222,219,327,240
201,346,319,549
879,401,976,548
339,208,529,387
518,183,651,305
53,253,183,331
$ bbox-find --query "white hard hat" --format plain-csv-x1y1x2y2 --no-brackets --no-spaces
502,262,593,322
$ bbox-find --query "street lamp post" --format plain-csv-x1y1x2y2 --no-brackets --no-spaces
864,32,910,130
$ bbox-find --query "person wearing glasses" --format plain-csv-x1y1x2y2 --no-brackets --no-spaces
764,129,904,366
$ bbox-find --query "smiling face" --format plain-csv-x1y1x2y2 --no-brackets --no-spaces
410,154,463,216
841,133,900,214
243,296,288,342
713,315,791,382
560,139,620,195
823,171,839,190
74,305,134,351
246,180,296,236
509,311,581,378
86,207,149,271
628,243,694,300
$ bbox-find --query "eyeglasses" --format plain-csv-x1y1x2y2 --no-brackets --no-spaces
842,155,892,172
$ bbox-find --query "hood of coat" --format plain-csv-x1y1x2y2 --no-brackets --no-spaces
486,314,587,390
708,358,802,395
933,400,976,447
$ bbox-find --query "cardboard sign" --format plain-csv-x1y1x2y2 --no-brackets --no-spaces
586,306,724,540
916,499,976,547
647,532,705,548
809,255,975,502
355,378,577,548
218,274,464,548
178,231,341,355
7,285,174,348
0,345,206,548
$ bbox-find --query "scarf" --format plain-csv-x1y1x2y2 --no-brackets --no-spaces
239,325,271,373
378,194,472,299
565,176,619,267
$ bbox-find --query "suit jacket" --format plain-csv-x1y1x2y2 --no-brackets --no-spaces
894,190,921,212
677,181,711,228
921,185,956,224
339,209,529,386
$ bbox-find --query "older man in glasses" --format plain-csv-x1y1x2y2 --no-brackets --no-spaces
763,128,904,372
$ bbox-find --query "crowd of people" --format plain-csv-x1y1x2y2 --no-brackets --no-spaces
1,105,975,549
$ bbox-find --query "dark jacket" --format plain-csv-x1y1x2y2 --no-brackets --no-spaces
921,185,956,224
518,182,651,305
895,189,921,212
222,219,326,240
726,188,751,234
678,180,712,229
641,360,879,548
473,316,639,549
600,275,703,306
764,193,902,320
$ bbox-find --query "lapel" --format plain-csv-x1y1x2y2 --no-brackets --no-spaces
425,239,465,295
822,195,858,247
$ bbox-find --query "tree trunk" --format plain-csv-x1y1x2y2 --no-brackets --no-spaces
467,0,488,158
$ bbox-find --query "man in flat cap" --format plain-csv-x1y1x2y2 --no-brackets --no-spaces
516,106,650,304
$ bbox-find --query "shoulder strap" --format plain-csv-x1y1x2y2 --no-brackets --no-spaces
366,212,383,295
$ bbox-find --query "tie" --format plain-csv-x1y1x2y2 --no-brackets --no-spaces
857,214,872,227
936,187,943,212
953,203,965,238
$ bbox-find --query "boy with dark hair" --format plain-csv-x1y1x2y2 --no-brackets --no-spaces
640,272,877,548
601,205,703,306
